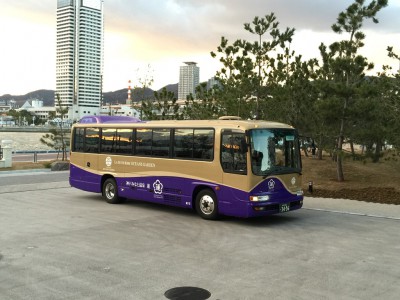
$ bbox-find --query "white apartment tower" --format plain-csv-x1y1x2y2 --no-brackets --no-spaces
178,62,199,100
56,0,104,121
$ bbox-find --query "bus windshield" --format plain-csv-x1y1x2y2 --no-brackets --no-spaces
250,128,301,176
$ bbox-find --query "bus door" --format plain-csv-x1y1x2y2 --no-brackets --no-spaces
220,130,248,188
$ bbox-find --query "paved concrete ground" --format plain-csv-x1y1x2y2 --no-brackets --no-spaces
0,171,399,299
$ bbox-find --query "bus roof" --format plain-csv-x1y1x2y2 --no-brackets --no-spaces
79,115,143,124
75,115,294,130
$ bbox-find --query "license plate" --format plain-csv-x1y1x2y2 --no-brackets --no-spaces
279,203,290,213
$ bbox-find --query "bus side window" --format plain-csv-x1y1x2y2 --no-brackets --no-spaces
221,132,247,174
233,135,247,172
221,137,234,171
116,129,133,155
152,129,170,157
136,129,152,156
85,128,100,153
73,128,85,152
173,129,193,159
101,128,117,153
194,129,214,161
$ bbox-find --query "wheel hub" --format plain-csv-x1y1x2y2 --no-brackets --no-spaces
200,195,214,214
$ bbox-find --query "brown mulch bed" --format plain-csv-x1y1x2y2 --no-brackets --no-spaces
305,187,400,205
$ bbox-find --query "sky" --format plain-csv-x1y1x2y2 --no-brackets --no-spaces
0,0,400,96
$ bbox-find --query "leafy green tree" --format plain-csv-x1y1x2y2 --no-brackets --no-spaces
40,93,69,160
211,36,255,118
350,77,393,162
183,83,221,119
211,14,295,120
316,0,388,181
141,88,181,120
140,100,157,120
6,109,19,124
154,87,181,120
377,47,400,148
7,107,45,126
268,46,321,138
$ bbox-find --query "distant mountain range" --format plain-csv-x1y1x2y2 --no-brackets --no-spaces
0,83,178,108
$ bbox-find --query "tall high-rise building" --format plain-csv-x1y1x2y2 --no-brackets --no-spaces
178,62,199,100
56,0,104,121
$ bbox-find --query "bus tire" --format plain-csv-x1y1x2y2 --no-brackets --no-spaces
195,189,219,220
103,178,122,204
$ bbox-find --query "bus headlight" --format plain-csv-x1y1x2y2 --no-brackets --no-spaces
250,195,270,202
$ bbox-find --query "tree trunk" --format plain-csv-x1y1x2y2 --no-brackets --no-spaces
302,143,309,157
350,140,355,160
372,140,382,163
336,98,347,182
317,135,323,160
59,124,66,161
336,136,344,182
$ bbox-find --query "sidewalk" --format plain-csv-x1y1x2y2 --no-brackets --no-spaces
304,196,400,220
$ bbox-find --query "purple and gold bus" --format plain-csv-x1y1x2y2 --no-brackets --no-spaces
69,115,303,219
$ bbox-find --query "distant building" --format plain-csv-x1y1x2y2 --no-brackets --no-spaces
56,0,104,122
24,107,57,123
0,99,17,114
20,99,43,110
31,99,44,108
17,99,56,122
207,77,221,90
20,101,32,110
0,99,17,110
178,62,199,100
100,104,140,118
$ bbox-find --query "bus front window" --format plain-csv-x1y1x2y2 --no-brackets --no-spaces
250,129,301,176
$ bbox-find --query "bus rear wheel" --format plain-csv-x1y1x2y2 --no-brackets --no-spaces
103,178,123,204
196,189,219,220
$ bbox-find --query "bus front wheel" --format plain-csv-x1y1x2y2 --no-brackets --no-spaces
103,178,122,204
195,189,219,220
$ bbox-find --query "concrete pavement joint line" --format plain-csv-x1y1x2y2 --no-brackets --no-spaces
304,207,400,221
